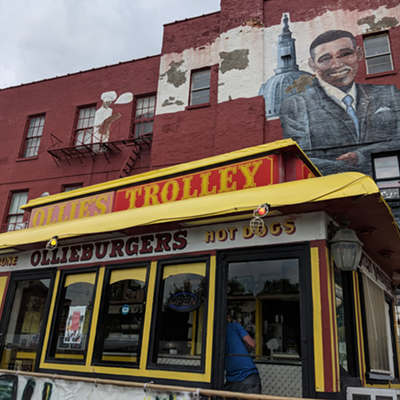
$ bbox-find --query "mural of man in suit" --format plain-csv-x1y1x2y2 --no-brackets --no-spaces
280,30,400,175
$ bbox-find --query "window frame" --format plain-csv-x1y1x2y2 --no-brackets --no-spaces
363,32,394,75
61,183,83,192
0,269,56,372
91,262,151,368
20,114,46,159
147,256,210,373
132,94,156,138
189,68,211,107
214,243,315,398
2,191,29,233
45,267,99,365
72,104,97,147
371,152,400,201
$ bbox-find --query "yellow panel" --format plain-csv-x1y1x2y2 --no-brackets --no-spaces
102,355,137,362
139,261,157,370
16,352,36,360
110,268,146,285
0,349,11,369
86,267,105,367
190,310,197,356
0,276,8,314
163,263,206,279
65,272,96,287
311,247,325,392
40,270,60,367
55,354,84,360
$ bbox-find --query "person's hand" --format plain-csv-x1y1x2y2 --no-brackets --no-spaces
336,152,358,165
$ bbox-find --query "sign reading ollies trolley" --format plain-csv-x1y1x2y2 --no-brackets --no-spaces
28,153,314,228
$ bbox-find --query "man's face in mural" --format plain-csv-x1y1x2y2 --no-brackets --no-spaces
308,37,363,87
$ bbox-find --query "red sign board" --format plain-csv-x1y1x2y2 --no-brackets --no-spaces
114,155,279,212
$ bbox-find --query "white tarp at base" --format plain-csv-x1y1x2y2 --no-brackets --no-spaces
0,373,192,400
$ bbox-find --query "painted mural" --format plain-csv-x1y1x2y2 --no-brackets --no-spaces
0,373,190,400
258,14,400,184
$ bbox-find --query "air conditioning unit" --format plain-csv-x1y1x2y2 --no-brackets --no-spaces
347,387,400,400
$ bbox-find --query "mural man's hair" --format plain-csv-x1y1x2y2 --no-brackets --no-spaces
310,30,357,59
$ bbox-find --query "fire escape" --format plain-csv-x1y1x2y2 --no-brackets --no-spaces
47,123,153,179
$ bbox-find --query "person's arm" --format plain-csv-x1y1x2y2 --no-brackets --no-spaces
242,334,256,353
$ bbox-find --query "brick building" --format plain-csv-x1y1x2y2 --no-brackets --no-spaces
0,0,400,399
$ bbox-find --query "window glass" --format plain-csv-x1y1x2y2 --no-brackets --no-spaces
134,95,156,137
95,267,147,364
75,106,96,146
364,34,393,74
5,192,28,232
49,273,96,361
373,155,400,200
0,278,51,371
153,263,207,367
227,259,301,361
23,115,45,158
191,69,211,105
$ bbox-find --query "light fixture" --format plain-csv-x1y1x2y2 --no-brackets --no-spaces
250,203,270,236
330,222,363,271
46,236,58,251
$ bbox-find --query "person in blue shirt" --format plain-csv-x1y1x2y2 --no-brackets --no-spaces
225,317,261,394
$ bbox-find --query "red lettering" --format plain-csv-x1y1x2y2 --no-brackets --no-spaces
69,246,81,262
125,237,138,256
110,240,124,257
50,248,60,265
140,235,154,254
41,250,50,266
155,233,172,252
95,241,109,259
172,231,187,250
30,251,41,267
60,247,69,264
81,244,93,261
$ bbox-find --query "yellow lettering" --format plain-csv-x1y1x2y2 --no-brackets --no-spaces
238,160,263,188
283,220,296,235
227,227,237,240
218,166,237,193
143,184,160,206
181,176,198,200
68,202,79,221
125,187,143,209
243,226,254,239
78,199,91,219
161,180,180,203
32,209,46,227
57,204,67,223
95,195,109,215
46,206,56,225
199,172,217,197
216,229,228,241
270,222,282,236
12,256,18,266
205,231,215,243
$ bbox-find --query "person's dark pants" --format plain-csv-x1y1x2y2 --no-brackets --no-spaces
224,373,262,394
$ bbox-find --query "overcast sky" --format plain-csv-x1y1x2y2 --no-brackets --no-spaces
0,0,221,89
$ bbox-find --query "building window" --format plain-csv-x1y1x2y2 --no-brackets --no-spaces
48,271,96,362
364,34,393,75
134,95,156,137
150,261,208,369
22,115,45,158
372,154,400,200
4,192,28,231
93,266,148,365
62,184,83,192
74,106,96,146
190,69,211,106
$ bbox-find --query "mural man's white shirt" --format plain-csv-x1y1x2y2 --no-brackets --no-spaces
317,77,357,111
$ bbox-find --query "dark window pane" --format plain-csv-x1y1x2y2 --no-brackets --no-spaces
364,35,390,57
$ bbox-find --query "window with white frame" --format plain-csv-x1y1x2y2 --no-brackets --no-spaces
74,106,96,146
133,95,156,137
372,154,400,200
364,33,394,75
22,115,45,158
190,69,211,106
5,192,28,231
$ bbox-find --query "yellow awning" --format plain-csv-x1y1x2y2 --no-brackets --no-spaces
0,172,384,250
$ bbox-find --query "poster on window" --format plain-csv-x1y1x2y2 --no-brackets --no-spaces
64,306,86,344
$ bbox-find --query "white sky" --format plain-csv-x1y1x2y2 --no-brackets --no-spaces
0,0,221,89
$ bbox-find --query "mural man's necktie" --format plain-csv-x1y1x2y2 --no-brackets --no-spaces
342,95,360,140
